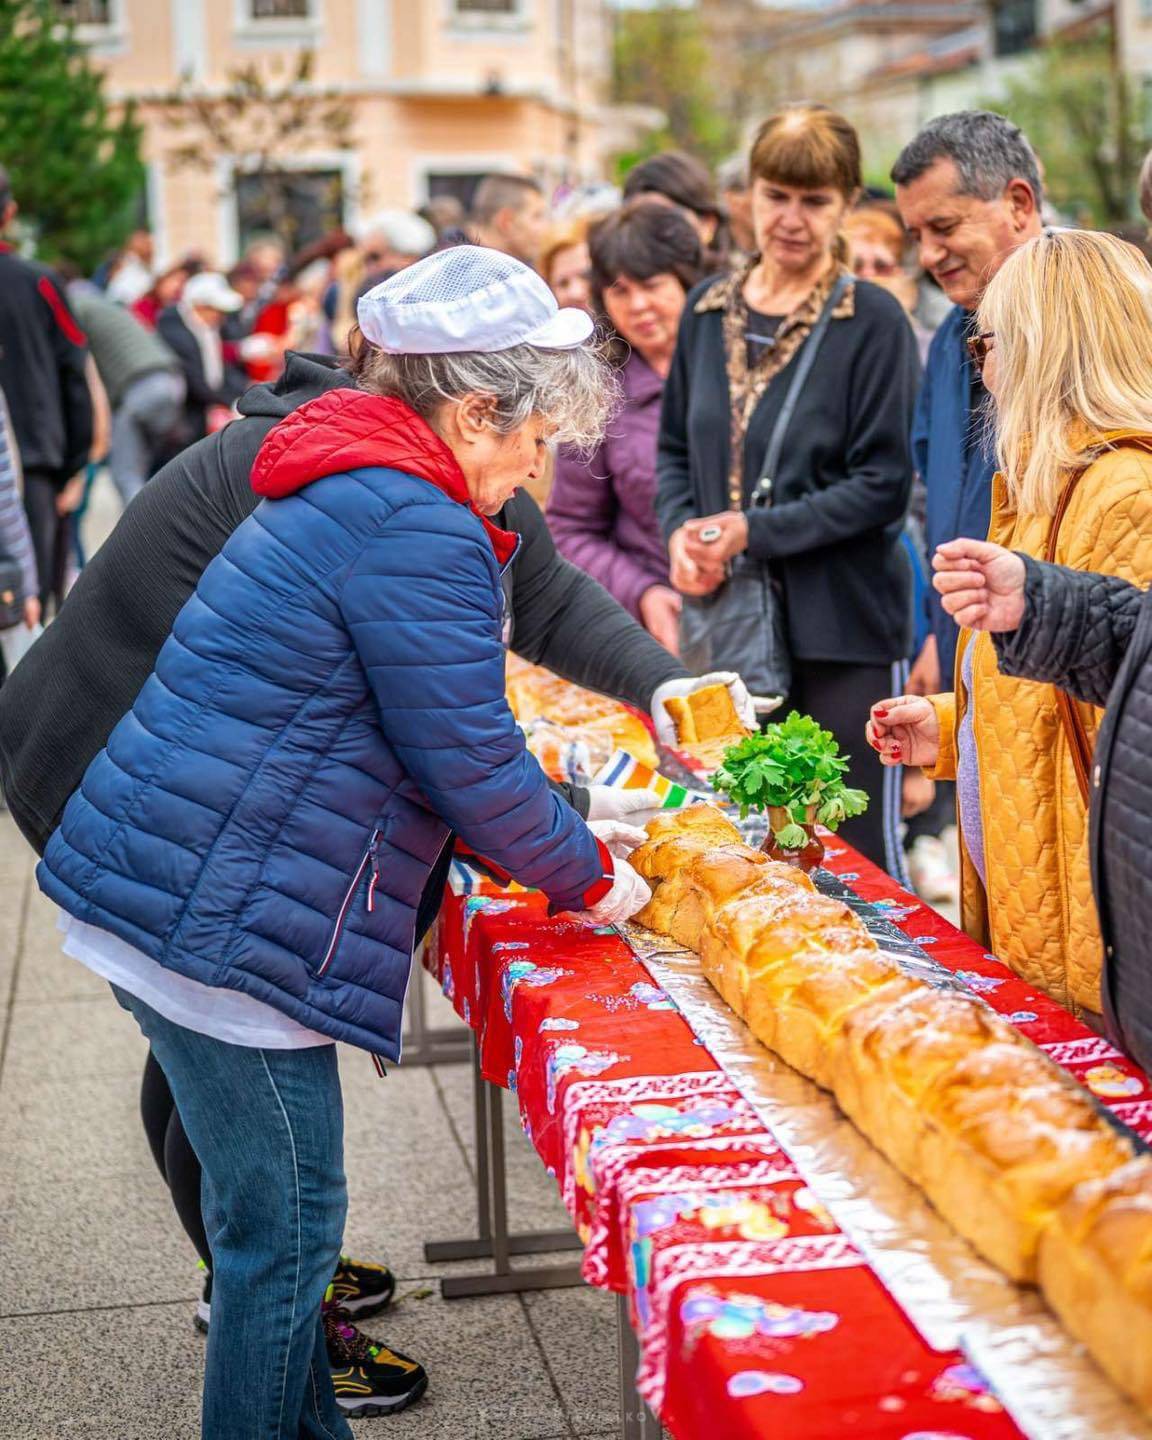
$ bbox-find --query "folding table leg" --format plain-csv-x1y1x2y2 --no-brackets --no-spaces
617,1293,663,1438
399,954,473,1068
424,1037,584,1270
436,1062,585,1298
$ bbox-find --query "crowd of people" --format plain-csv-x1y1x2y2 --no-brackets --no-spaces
4,100,1152,1433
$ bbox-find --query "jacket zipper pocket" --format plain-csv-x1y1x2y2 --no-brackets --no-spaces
318,828,381,977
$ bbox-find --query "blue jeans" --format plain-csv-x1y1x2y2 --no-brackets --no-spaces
112,987,352,1440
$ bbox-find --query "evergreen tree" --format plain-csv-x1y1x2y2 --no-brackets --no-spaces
0,0,144,270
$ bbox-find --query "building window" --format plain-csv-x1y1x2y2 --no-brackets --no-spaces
235,168,344,255
992,0,1037,58
449,0,527,28
249,0,313,16
426,171,490,212
55,0,112,23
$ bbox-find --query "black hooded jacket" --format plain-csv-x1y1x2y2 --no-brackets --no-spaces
994,555,1152,1074
0,353,685,857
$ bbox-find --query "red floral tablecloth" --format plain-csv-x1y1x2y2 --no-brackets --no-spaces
424,838,1152,1439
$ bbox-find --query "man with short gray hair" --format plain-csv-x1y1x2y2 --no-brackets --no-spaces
893,110,1044,690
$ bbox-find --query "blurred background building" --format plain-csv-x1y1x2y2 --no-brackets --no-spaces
61,0,613,265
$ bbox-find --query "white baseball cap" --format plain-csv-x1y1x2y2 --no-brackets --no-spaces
183,271,245,313
356,244,593,355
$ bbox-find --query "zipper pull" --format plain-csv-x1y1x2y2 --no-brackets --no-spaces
366,830,382,913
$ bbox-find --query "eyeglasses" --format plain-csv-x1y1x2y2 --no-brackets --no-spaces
852,257,901,279
966,331,995,375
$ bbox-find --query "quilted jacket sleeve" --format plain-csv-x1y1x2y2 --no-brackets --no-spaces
994,554,1145,709
340,500,609,910
924,691,958,782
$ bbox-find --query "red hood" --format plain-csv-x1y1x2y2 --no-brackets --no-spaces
251,389,518,566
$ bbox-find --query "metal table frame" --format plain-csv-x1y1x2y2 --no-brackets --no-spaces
412,951,664,1433
423,1038,585,1297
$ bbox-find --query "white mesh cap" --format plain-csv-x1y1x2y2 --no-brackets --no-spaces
357,244,593,355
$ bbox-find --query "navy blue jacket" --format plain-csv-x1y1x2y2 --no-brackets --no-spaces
37,391,610,1058
912,306,997,680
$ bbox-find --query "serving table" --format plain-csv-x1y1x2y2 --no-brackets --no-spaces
418,810,1152,1440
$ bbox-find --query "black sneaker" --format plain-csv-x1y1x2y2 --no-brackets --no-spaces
323,1303,428,1417
329,1254,396,1320
194,1254,395,1333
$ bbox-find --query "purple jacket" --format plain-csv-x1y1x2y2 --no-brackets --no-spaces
548,352,670,619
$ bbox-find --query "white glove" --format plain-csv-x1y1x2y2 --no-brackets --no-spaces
586,786,664,823
587,818,649,860
651,672,774,745
573,857,652,928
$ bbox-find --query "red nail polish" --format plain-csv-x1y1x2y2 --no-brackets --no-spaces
875,708,889,718
892,747,902,759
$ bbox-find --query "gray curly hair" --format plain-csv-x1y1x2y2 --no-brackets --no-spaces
351,334,618,455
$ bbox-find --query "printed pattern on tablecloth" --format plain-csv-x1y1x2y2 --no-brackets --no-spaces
636,1234,862,1414
559,1070,783,1285
592,1151,802,1293
663,1268,1015,1440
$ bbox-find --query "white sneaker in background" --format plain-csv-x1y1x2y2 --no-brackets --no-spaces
907,834,959,905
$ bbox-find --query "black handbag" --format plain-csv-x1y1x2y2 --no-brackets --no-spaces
679,274,849,697
0,557,24,630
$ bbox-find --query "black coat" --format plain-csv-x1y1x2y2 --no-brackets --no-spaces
994,554,1152,1072
656,275,919,664
0,353,685,858
0,248,93,481
156,306,247,443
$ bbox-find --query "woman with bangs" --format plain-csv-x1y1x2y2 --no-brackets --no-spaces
656,104,920,875
869,228,1152,1023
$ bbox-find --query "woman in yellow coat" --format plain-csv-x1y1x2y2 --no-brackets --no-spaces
868,229,1152,1022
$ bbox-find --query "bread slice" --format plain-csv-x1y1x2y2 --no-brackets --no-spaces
664,683,748,753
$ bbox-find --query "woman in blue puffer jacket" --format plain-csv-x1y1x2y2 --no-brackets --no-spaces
37,248,652,1440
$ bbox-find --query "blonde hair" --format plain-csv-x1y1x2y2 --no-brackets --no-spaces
979,228,1152,515
540,219,589,290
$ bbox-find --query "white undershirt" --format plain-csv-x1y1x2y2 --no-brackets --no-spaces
59,912,333,1050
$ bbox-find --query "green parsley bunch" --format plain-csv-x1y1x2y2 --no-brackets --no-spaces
709,711,869,849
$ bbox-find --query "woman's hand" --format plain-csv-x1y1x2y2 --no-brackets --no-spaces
22,596,40,630
679,512,749,568
866,695,940,769
668,525,725,597
639,584,682,653
932,539,1027,632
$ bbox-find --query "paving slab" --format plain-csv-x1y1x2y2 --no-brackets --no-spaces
13,889,111,1004
524,1286,622,1437
0,1300,204,1440
4,991,147,1085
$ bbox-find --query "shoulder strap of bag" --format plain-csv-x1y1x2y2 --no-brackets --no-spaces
748,272,851,509
1045,473,1093,804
